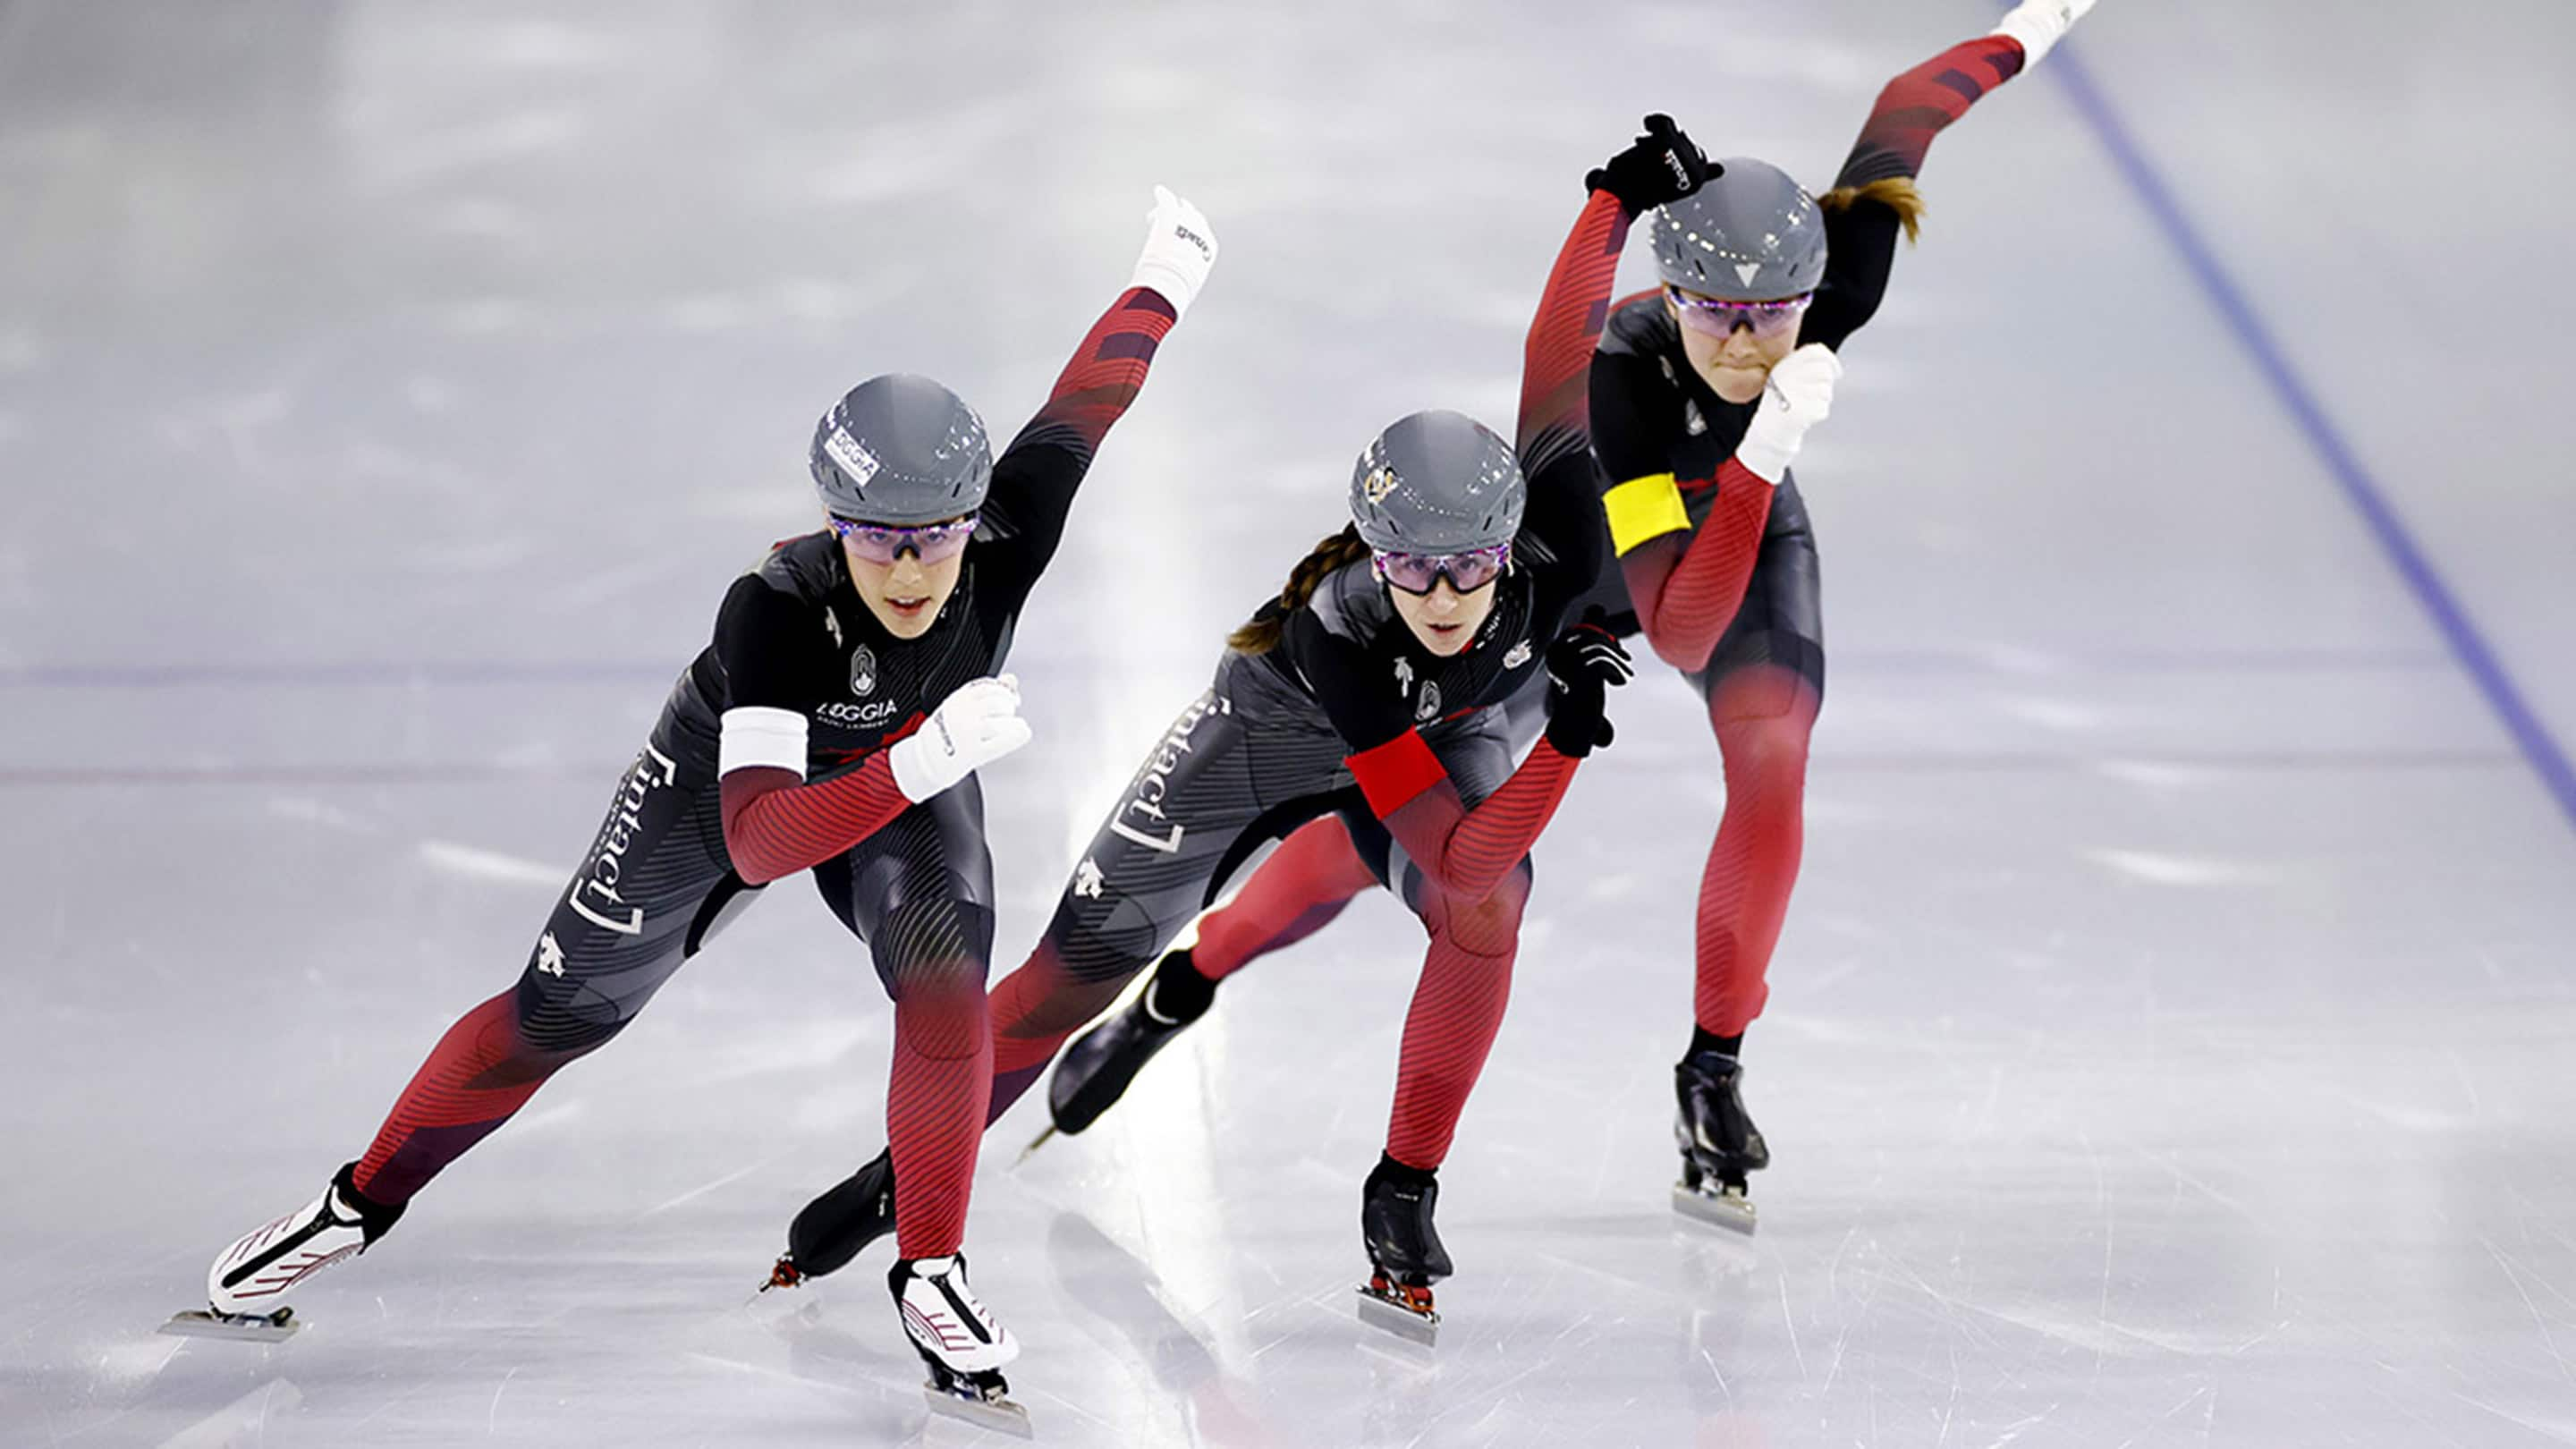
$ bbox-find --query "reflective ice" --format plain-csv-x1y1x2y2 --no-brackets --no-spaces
5,2,2574,1445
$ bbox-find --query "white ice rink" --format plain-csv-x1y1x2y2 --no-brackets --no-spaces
5,2,2575,1445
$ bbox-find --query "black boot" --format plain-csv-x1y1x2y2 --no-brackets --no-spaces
1046,948,1218,1136
764,1148,895,1289
1672,1048,1768,1233
1360,1154,1452,1284
1674,1049,1769,1191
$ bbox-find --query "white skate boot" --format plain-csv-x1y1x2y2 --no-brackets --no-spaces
891,1253,1028,1436
165,1164,403,1341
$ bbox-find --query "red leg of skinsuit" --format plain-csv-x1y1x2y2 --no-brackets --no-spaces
1693,665,1819,1038
1385,860,1533,1168
1194,816,1381,981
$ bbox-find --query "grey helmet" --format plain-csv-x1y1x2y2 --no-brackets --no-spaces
1650,157,1826,301
808,374,993,524
1347,410,1525,553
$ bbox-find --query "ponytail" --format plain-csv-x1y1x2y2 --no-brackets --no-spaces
1228,524,1371,655
1818,175,1926,244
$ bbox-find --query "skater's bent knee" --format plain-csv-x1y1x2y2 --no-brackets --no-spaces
1706,664,1820,730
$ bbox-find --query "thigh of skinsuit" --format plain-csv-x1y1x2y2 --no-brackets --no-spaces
809,775,998,991
1046,688,1348,987
1685,484,1826,711
514,735,753,1055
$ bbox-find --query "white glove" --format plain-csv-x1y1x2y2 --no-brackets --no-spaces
887,675,1032,802
1128,184,1217,319
1991,0,2097,67
1733,343,1843,485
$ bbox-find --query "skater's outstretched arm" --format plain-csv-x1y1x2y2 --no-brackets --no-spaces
1809,0,2093,345
979,189,1215,596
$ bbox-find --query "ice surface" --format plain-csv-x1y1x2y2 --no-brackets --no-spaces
5,2,2574,1445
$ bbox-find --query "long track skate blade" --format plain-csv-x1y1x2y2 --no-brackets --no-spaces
923,1385,1033,1438
1672,1182,1758,1236
1354,1287,1440,1347
161,1308,300,1343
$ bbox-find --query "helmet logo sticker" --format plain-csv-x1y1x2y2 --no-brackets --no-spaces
1363,465,1401,505
1734,261,1762,288
850,645,878,697
824,427,880,487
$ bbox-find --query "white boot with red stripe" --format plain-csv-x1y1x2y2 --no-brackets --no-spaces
890,1252,1029,1435
165,1163,403,1341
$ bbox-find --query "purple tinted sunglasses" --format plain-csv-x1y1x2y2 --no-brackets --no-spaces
830,514,979,565
1667,285,1812,341
1373,543,1511,596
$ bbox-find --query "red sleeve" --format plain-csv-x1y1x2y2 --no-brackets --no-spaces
719,754,912,886
1835,35,2028,190
1348,731,1582,903
1517,190,1633,470
1619,459,1775,674
1011,287,1179,462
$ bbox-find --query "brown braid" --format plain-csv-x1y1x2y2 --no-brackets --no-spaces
1818,176,1926,244
1227,523,1372,655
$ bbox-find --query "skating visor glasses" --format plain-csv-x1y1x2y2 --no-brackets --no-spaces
1372,543,1511,595
1667,286,1812,341
829,514,979,565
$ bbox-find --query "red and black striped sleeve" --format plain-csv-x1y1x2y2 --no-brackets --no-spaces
1349,733,1580,905
979,286,1182,589
1835,35,2028,190
709,577,920,884
1285,612,1581,904
1517,189,1633,476
1810,34,2029,348
719,754,914,886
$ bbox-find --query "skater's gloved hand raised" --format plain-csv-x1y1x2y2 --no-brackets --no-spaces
1586,114,1716,211
1542,609,1634,758
1129,185,1218,319
1733,343,1843,485
888,675,1032,801
1991,0,2098,67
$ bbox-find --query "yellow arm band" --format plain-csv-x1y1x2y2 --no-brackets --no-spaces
1602,473,1689,555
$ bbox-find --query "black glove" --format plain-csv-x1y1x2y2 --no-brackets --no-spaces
1543,608,1635,758
1585,114,1716,211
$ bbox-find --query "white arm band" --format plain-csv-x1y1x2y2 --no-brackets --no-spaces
718,706,808,779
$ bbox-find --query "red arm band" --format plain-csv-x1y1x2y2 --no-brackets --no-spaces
1518,190,1631,462
1373,741,1582,904
718,754,911,886
1346,729,1448,817
1836,36,2027,189
1619,459,1776,673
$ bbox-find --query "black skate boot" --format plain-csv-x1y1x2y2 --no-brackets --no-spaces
762,1148,894,1292
1355,1154,1452,1345
1673,1047,1769,1235
1034,947,1218,1148
890,1253,1030,1436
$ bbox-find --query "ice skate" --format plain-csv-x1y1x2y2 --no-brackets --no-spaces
761,1147,895,1292
1354,1156,1451,1346
1672,1049,1768,1235
1030,946,1217,1153
891,1253,1030,1436
167,1163,403,1340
